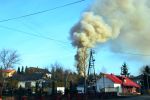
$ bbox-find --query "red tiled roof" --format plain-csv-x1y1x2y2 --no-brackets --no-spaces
105,74,122,84
2,69,15,73
105,74,140,88
117,76,141,88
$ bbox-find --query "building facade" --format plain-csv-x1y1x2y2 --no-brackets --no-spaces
96,73,141,95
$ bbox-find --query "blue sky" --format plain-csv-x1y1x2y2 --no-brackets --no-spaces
0,0,148,76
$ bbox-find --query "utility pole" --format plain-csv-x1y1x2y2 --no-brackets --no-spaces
87,49,96,92
102,73,105,90
147,75,149,89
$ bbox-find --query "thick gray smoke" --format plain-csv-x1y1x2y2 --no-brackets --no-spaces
92,0,150,54
70,0,150,76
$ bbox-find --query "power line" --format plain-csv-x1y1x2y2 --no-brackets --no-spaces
0,25,75,53
20,21,43,36
0,0,85,23
1,26,150,57
117,51,150,57
0,25,68,44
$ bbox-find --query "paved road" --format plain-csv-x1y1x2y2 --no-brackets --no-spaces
107,95,150,100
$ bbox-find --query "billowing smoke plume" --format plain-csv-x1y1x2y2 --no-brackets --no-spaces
92,0,150,54
70,0,150,76
70,12,113,76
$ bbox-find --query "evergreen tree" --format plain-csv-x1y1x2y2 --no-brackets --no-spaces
144,65,150,74
121,63,130,77
52,81,55,94
17,67,21,74
35,81,39,94
142,65,150,90
21,66,24,74
25,66,28,74
0,67,2,77
0,67,3,85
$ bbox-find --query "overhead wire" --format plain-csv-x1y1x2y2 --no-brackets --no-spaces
1,24,150,56
117,51,150,57
0,25,75,53
20,21,43,36
0,0,86,53
0,25,68,44
1,0,150,57
1,24,150,57
0,0,85,23
19,21,75,53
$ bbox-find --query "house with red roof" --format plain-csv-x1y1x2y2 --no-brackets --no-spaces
96,73,141,95
117,76,140,94
2,69,16,77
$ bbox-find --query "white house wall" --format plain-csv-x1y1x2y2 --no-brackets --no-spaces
57,87,65,94
18,81,36,88
96,77,114,92
30,81,36,87
18,82,25,88
114,84,122,93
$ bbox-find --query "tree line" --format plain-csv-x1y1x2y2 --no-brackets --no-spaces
0,48,150,96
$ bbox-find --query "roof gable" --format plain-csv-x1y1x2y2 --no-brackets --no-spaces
117,76,141,88
105,74,122,84
26,67,50,74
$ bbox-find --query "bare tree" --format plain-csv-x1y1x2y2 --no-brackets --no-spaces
0,49,20,97
0,49,20,69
